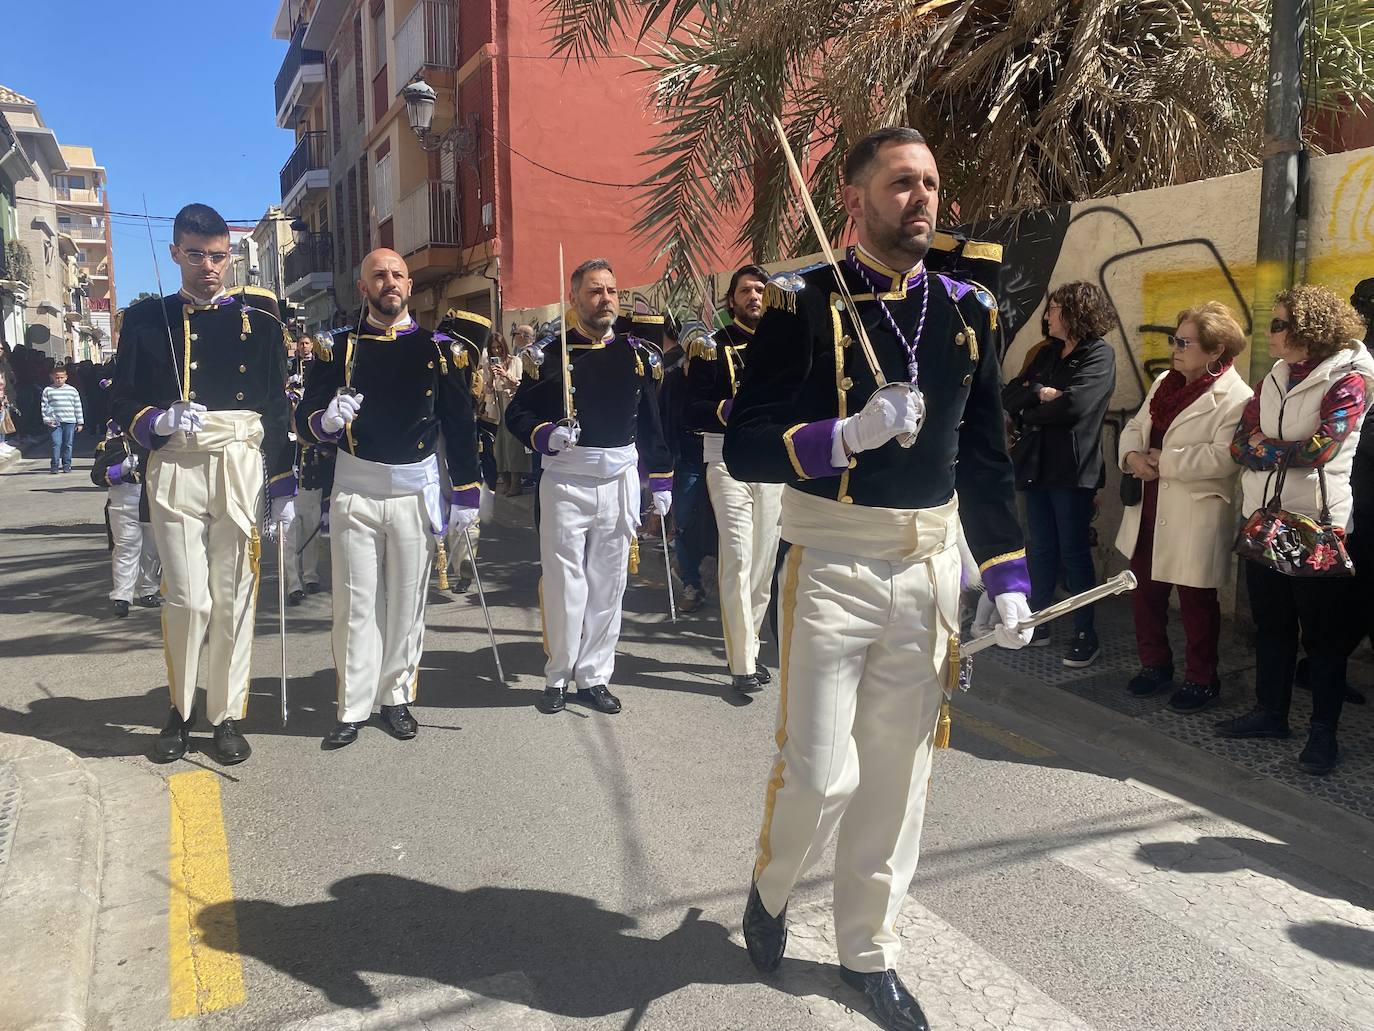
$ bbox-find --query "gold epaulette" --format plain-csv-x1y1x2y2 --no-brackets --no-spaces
521,353,540,378
762,280,798,315
687,337,717,362
449,341,471,370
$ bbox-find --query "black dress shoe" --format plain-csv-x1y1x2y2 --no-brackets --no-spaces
288,588,306,606
838,967,930,1031
305,582,321,594
323,722,361,749
212,719,251,765
1215,705,1291,739
151,706,195,763
731,673,761,693
451,576,472,594
135,593,162,608
1168,676,1220,713
753,665,772,686
112,599,129,618
1127,664,1173,696
576,684,622,713
742,883,787,974
536,685,566,714
379,704,418,739
1298,723,1339,775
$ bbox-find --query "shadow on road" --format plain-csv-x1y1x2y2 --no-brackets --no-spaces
1286,920,1374,971
198,876,830,1018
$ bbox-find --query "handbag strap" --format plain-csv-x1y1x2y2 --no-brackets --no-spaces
1264,456,1291,513
1316,464,1334,525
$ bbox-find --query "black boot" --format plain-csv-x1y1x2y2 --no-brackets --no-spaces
1297,723,1339,775
838,967,930,1031
152,706,195,763
742,883,787,974
380,704,418,740
212,719,251,765
754,664,772,686
575,684,622,714
1215,705,1291,739
536,685,566,714
323,722,361,749
731,673,761,693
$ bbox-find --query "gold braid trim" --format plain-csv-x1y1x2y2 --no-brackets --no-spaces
763,281,797,315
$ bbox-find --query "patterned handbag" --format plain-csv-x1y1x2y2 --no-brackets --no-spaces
1234,460,1354,577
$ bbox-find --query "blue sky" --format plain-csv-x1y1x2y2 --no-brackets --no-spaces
5,1,291,303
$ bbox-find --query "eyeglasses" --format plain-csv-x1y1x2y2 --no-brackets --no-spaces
179,248,230,267
1270,318,1292,334
1166,335,1197,351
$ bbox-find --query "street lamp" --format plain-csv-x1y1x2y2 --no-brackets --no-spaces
402,76,474,154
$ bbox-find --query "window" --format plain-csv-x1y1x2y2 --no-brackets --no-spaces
371,5,386,74
329,56,342,154
374,148,393,222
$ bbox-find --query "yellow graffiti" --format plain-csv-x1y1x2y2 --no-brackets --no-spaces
1328,156,1374,247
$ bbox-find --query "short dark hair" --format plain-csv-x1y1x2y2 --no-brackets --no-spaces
173,203,230,245
1047,281,1117,343
571,258,613,292
727,264,768,307
843,127,928,186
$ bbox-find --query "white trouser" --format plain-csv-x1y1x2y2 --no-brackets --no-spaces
330,488,434,722
538,472,634,691
753,489,961,972
286,487,325,593
147,412,264,726
706,461,782,675
108,487,159,602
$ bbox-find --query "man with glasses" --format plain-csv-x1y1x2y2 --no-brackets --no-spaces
112,203,296,766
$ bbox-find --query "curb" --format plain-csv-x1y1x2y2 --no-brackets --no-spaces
959,664,1374,884
0,733,103,1031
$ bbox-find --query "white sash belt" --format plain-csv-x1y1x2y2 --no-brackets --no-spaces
543,443,642,534
781,485,959,563
334,450,445,534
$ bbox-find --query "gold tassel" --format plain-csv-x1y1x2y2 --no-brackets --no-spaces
763,281,797,315
249,528,261,578
934,701,951,749
436,536,449,590
628,535,640,574
936,631,960,750
241,308,252,336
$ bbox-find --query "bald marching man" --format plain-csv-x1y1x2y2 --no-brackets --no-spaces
296,248,484,748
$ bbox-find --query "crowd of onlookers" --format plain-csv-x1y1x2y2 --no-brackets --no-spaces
1004,277,1374,776
0,340,115,470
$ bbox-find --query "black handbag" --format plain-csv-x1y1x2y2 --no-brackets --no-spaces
1119,472,1142,506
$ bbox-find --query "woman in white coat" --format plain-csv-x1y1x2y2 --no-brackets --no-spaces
1216,285,1374,775
1117,302,1252,713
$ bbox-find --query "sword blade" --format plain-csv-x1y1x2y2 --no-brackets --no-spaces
277,528,289,725
660,529,676,622
464,526,504,680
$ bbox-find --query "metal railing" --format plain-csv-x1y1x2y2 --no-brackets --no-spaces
54,186,103,204
284,232,334,287
275,25,326,115
279,131,329,199
394,180,459,256
395,0,457,83
62,220,105,238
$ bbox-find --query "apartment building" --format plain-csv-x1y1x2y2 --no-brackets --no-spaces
0,107,36,352
0,85,118,361
272,0,699,334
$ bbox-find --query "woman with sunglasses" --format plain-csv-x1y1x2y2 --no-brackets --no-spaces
1218,285,1373,774
1115,303,1252,712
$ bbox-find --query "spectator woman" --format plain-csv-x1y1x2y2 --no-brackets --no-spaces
1115,302,1252,712
1003,282,1118,667
1217,285,1374,775
486,331,528,496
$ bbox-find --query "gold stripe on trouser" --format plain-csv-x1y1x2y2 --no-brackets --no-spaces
753,544,803,884
147,425,263,726
330,489,435,723
706,462,783,675
537,474,632,690
751,541,958,972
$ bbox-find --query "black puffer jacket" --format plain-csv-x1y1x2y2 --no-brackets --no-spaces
1002,336,1116,490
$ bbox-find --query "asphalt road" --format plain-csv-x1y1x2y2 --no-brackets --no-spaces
2,453,1372,1031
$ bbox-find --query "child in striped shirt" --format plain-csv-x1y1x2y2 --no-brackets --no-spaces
41,366,84,473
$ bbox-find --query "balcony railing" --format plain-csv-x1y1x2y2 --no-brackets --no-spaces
279,131,329,200
284,232,334,287
275,26,326,116
395,0,457,83
62,220,106,239
55,186,103,204
394,180,459,256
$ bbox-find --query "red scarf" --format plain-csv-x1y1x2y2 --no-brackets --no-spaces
1149,361,1231,433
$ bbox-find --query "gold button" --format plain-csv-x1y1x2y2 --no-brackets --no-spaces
235,392,245,401
962,374,972,385
840,335,853,349
417,441,424,449
190,361,198,370
833,300,844,312
840,376,853,390
1162,481,1169,489
427,361,435,370
425,389,433,397
188,390,197,399
239,364,247,373
190,333,198,341
955,331,966,345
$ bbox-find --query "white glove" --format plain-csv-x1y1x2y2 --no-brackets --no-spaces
117,454,138,479
838,385,921,456
321,392,364,434
547,424,580,453
269,495,296,529
973,591,1034,650
651,490,672,516
153,400,208,436
449,504,479,533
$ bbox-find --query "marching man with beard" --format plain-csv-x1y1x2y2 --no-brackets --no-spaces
112,203,296,766
684,264,783,693
297,248,482,748
505,258,673,716
724,128,1032,1031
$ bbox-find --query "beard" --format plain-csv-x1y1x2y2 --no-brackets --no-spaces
369,290,405,317
580,305,616,333
867,209,934,265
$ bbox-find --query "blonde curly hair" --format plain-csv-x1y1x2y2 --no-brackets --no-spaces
1274,284,1366,363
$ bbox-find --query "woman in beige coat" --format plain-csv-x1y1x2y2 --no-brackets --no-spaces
1116,302,1252,713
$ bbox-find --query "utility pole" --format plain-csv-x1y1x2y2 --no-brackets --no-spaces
1248,0,1308,382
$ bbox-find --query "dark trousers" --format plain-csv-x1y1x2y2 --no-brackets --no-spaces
1129,529,1220,683
1245,559,1361,728
671,461,708,589
1024,487,1098,635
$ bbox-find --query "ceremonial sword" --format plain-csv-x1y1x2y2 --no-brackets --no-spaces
277,531,289,725
142,196,188,403
462,526,505,680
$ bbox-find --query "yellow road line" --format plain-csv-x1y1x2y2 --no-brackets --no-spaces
168,770,245,1018
953,711,1057,760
